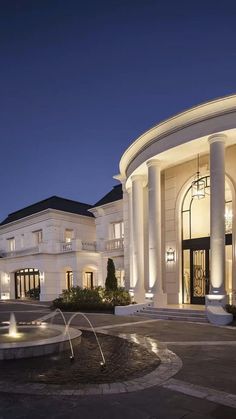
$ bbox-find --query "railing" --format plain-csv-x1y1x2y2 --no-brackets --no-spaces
0,240,97,257
0,246,39,258
61,242,72,252
82,241,96,251
105,238,124,251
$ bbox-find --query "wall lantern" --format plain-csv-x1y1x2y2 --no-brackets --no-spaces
166,248,175,262
191,154,205,199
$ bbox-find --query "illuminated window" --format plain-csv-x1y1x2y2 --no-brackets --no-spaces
7,237,15,251
33,230,43,245
111,222,124,239
65,229,74,243
115,270,125,287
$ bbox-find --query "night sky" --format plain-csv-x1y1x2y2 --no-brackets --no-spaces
1,0,236,220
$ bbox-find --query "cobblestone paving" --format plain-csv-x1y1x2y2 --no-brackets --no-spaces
0,331,160,385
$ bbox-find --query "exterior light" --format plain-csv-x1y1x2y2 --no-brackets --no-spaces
145,290,154,299
129,289,134,297
191,154,205,199
166,248,175,262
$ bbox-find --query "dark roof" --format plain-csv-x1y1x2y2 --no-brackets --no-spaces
1,196,94,226
93,184,123,207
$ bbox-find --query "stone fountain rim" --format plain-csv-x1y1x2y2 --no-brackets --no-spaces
0,325,82,350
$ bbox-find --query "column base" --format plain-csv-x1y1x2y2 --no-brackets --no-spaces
133,288,146,303
152,292,167,308
205,294,233,325
205,294,228,307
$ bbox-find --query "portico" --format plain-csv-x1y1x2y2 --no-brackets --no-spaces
119,95,236,323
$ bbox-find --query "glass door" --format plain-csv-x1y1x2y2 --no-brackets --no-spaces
190,249,209,304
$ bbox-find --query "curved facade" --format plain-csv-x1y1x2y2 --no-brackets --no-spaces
119,94,236,307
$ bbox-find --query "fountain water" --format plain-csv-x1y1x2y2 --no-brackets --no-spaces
9,313,18,337
0,311,81,360
37,309,106,366
67,312,106,367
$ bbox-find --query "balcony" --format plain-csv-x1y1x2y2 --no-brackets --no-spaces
61,242,72,252
105,238,124,251
61,240,96,252
81,241,96,251
0,239,97,258
0,246,40,258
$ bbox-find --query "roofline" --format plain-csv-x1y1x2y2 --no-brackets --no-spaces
89,198,123,213
5,195,92,218
119,93,236,178
0,208,94,229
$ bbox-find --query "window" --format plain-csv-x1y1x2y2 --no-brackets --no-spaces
33,230,43,245
7,238,15,251
115,270,125,287
20,234,24,248
65,229,74,243
111,222,124,239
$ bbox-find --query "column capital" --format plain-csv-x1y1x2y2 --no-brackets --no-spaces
208,133,227,145
131,174,147,187
146,158,162,169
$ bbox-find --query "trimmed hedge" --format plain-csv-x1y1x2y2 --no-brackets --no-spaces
51,286,131,312
25,286,40,300
225,304,236,319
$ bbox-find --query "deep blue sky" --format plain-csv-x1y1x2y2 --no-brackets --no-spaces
1,0,236,220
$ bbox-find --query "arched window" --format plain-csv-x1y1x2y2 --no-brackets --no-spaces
182,176,232,240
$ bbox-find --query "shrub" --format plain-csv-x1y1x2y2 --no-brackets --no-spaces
51,286,131,312
225,304,236,319
25,286,40,300
105,258,117,291
104,288,131,306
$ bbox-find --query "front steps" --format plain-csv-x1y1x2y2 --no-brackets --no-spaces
134,306,209,323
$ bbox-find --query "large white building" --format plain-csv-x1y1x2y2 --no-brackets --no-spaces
1,94,236,320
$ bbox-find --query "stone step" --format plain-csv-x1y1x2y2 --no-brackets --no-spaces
144,307,206,315
142,309,207,318
135,311,209,323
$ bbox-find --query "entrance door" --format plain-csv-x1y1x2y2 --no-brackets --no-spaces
15,269,40,299
190,249,209,304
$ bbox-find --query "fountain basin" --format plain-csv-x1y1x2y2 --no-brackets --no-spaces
0,325,82,360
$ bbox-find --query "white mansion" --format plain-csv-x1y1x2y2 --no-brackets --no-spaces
1,94,236,316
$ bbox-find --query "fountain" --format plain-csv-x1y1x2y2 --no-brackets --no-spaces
0,312,82,360
8,313,18,338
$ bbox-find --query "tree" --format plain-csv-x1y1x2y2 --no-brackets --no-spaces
105,258,118,290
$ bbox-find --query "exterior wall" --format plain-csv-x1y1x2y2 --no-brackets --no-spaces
0,209,100,301
90,200,124,283
0,209,95,256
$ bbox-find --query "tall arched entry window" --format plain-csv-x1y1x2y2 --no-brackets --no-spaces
15,268,40,299
182,176,232,304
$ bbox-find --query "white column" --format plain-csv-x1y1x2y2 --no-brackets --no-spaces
208,134,226,300
131,175,146,302
147,160,167,306
127,187,134,289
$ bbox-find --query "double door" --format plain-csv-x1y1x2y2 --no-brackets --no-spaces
183,237,210,305
190,248,209,304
